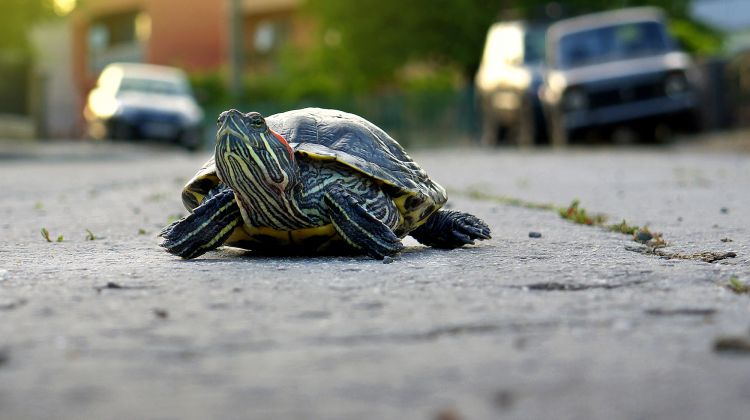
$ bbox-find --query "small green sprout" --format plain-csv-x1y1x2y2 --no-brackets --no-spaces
727,276,750,295
33,202,44,210
138,228,147,235
558,200,607,226
608,220,639,235
85,229,97,241
43,228,63,242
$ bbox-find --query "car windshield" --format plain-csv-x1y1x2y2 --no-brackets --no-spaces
557,21,670,69
117,77,189,96
523,26,547,64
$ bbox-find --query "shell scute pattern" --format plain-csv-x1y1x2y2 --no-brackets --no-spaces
182,108,447,250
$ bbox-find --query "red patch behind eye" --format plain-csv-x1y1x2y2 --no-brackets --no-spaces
270,129,294,161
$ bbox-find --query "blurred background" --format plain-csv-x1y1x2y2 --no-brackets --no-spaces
0,0,749,149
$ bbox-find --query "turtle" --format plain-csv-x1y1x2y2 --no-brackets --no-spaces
160,108,490,260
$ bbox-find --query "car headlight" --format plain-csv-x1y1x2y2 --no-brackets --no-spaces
562,88,588,112
88,92,120,119
664,72,688,97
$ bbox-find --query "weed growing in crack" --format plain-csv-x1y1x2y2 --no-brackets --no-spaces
558,200,607,226
727,276,750,295
608,220,640,235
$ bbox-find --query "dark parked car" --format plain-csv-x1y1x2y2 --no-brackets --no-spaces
84,63,205,150
540,7,702,145
475,21,549,146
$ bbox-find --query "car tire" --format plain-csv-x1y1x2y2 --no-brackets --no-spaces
675,109,702,134
480,111,500,146
517,99,536,147
548,111,569,147
109,121,133,141
179,128,203,152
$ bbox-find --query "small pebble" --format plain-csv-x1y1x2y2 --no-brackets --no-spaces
721,238,733,243
528,231,542,238
720,207,729,214
153,308,169,319
634,230,653,244
382,256,396,264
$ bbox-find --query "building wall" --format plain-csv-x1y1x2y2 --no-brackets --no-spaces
145,0,226,70
31,21,80,138
73,0,226,82
68,0,305,136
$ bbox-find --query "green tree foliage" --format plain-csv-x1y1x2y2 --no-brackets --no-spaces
0,0,52,56
304,0,721,93
305,0,500,86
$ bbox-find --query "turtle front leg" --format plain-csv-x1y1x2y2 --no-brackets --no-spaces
160,188,242,259
324,183,404,259
410,210,491,249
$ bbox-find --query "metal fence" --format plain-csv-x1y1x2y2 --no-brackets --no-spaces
200,87,480,149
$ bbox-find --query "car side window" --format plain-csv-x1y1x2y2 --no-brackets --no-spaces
523,28,546,65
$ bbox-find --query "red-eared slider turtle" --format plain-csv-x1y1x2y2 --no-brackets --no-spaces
160,108,490,259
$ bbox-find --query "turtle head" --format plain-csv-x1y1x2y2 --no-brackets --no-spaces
214,109,298,198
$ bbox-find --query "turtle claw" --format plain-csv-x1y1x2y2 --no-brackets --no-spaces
159,219,181,238
159,189,242,259
455,213,492,241
410,210,491,249
325,183,404,260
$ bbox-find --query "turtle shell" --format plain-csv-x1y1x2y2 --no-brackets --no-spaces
182,108,447,229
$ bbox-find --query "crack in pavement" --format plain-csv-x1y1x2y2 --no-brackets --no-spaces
625,245,737,263
310,318,613,346
510,280,647,291
458,188,739,264
645,308,717,317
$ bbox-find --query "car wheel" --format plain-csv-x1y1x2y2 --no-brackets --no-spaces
179,128,203,151
549,111,569,147
480,112,500,146
517,99,536,147
675,110,702,134
109,121,133,141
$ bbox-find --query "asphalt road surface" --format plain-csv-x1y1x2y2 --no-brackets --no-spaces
1,138,749,420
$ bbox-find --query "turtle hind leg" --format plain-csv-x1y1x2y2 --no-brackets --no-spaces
410,210,491,249
324,183,404,259
160,188,242,259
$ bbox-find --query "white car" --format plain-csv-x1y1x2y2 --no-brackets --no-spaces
84,63,205,150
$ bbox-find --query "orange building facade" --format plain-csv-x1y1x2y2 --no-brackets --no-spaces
72,0,223,100
70,0,304,122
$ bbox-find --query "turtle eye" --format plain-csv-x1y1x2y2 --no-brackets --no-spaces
245,112,266,130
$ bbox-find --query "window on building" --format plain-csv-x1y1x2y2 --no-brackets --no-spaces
88,11,147,72
247,18,290,72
